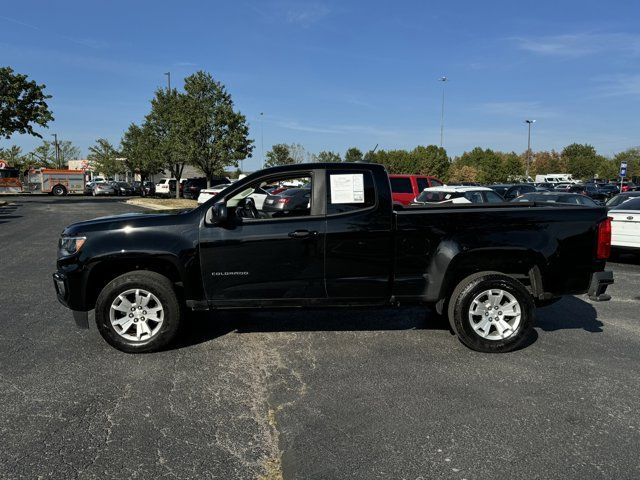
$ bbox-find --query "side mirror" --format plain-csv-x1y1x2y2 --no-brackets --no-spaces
207,202,227,225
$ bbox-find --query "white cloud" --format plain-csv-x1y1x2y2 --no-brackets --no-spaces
591,74,640,98
513,32,640,57
284,3,330,25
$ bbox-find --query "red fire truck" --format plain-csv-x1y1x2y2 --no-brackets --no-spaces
27,168,86,195
0,161,23,194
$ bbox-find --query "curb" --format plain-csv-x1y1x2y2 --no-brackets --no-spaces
125,200,169,210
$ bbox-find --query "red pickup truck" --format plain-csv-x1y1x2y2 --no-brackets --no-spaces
389,174,443,206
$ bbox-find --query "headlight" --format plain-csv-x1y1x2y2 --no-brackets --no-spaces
59,236,86,256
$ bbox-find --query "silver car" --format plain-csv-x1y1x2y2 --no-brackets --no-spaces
92,182,116,196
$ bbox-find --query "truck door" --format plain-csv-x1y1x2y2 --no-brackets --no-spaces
199,170,327,304
324,169,394,300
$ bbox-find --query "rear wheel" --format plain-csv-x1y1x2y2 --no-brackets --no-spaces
448,272,535,353
95,271,181,353
52,185,66,196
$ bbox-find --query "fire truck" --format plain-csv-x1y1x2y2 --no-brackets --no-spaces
0,161,23,194
27,168,86,195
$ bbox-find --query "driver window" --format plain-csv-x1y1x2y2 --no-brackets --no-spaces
228,174,312,220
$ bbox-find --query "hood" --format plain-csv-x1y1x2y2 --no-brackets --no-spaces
61,210,193,236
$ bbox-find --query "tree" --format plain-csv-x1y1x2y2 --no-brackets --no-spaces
265,144,294,167
529,150,565,176
120,123,163,179
344,147,363,163
448,165,480,183
561,143,604,180
499,152,525,181
178,71,253,187
143,88,185,197
289,143,310,163
316,150,341,163
28,140,80,168
0,145,30,172
0,67,54,138
88,138,122,178
410,145,449,179
614,147,640,179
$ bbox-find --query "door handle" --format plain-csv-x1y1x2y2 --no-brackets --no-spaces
288,229,318,239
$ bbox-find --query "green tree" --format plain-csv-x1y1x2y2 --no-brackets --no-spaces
143,88,184,197
0,67,54,139
410,145,449,178
30,141,56,167
500,152,525,181
614,147,640,179
561,143,604,180
344,147,363,163
316,150,341,163
88,138,122,178
529,150,565,176
448,164,480,183
178,71,253,187
265,144,294,167
120,123,163,179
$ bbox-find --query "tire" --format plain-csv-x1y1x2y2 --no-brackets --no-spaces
95,271,181,353
447,272,535,353
52,185,66,196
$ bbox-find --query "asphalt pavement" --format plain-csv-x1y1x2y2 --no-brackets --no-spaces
1,196,639,480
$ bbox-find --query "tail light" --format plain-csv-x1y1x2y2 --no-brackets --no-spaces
277,197,291,204
597,217,612,260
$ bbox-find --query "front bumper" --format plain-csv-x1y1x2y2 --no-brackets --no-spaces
588,271,614,301
53,272,89,329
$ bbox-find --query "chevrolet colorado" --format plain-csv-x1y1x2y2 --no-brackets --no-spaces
54,163,613,353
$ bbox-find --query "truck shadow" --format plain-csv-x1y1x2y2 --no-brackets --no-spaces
172,295,602,351
534,295,603,333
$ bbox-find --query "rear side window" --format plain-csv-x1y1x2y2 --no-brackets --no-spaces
416,178,429,192
389,177,413,194
327,171,376,214
484,191,504,203
429,179,443,187
464,191,484,203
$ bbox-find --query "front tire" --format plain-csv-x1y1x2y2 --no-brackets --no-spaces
448,272,535,353
52,185,66,196
95,271,181,353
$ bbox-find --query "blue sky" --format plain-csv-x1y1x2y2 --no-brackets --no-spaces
2,0,639,170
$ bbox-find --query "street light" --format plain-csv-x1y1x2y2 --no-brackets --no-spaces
525,120,536,178
439,76,448,148
51,133,60,169
260,112,264,168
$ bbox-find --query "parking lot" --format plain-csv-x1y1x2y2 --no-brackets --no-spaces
1,195,639,479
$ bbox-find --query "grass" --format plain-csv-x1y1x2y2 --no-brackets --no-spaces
126,197,198,210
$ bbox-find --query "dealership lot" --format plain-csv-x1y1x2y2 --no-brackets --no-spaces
1,196,639,479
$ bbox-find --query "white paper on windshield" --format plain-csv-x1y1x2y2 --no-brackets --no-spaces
330,173,365,203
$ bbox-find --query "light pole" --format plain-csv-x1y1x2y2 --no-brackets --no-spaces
51,133,60,169
439,76,448,148
525,119,536,179
260,112,264,168
164,72,171,92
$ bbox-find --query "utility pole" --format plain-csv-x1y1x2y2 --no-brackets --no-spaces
525,120,536,179
260,112,264,168
51,133,60,169
439,76,448,148
164,72,171,92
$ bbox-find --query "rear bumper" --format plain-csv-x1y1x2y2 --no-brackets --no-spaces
588,271,614,301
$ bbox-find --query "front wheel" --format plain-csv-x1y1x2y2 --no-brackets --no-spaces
95,271,181,353
448,272,535,353
52,185,66,196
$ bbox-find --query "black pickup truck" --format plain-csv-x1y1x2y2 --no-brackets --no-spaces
54,163,613,353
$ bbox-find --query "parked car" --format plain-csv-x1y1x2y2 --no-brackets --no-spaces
620,181,638,192
489,184,544,200
606,192,640,209
262,188,311,215
91,182,116,196
141,181,155,197
84,181,97,196
155,178,186,198
511,192,599,206
567,184,609,203
197,184,232,204
111,181,136,196
412,186,504,205
130,181,143,196
183,177,230,200
388,174,443,206
609,196,640,252
54,162,613,354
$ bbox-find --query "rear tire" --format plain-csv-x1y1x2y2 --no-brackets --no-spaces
95,271,181,353
448,272,535,353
